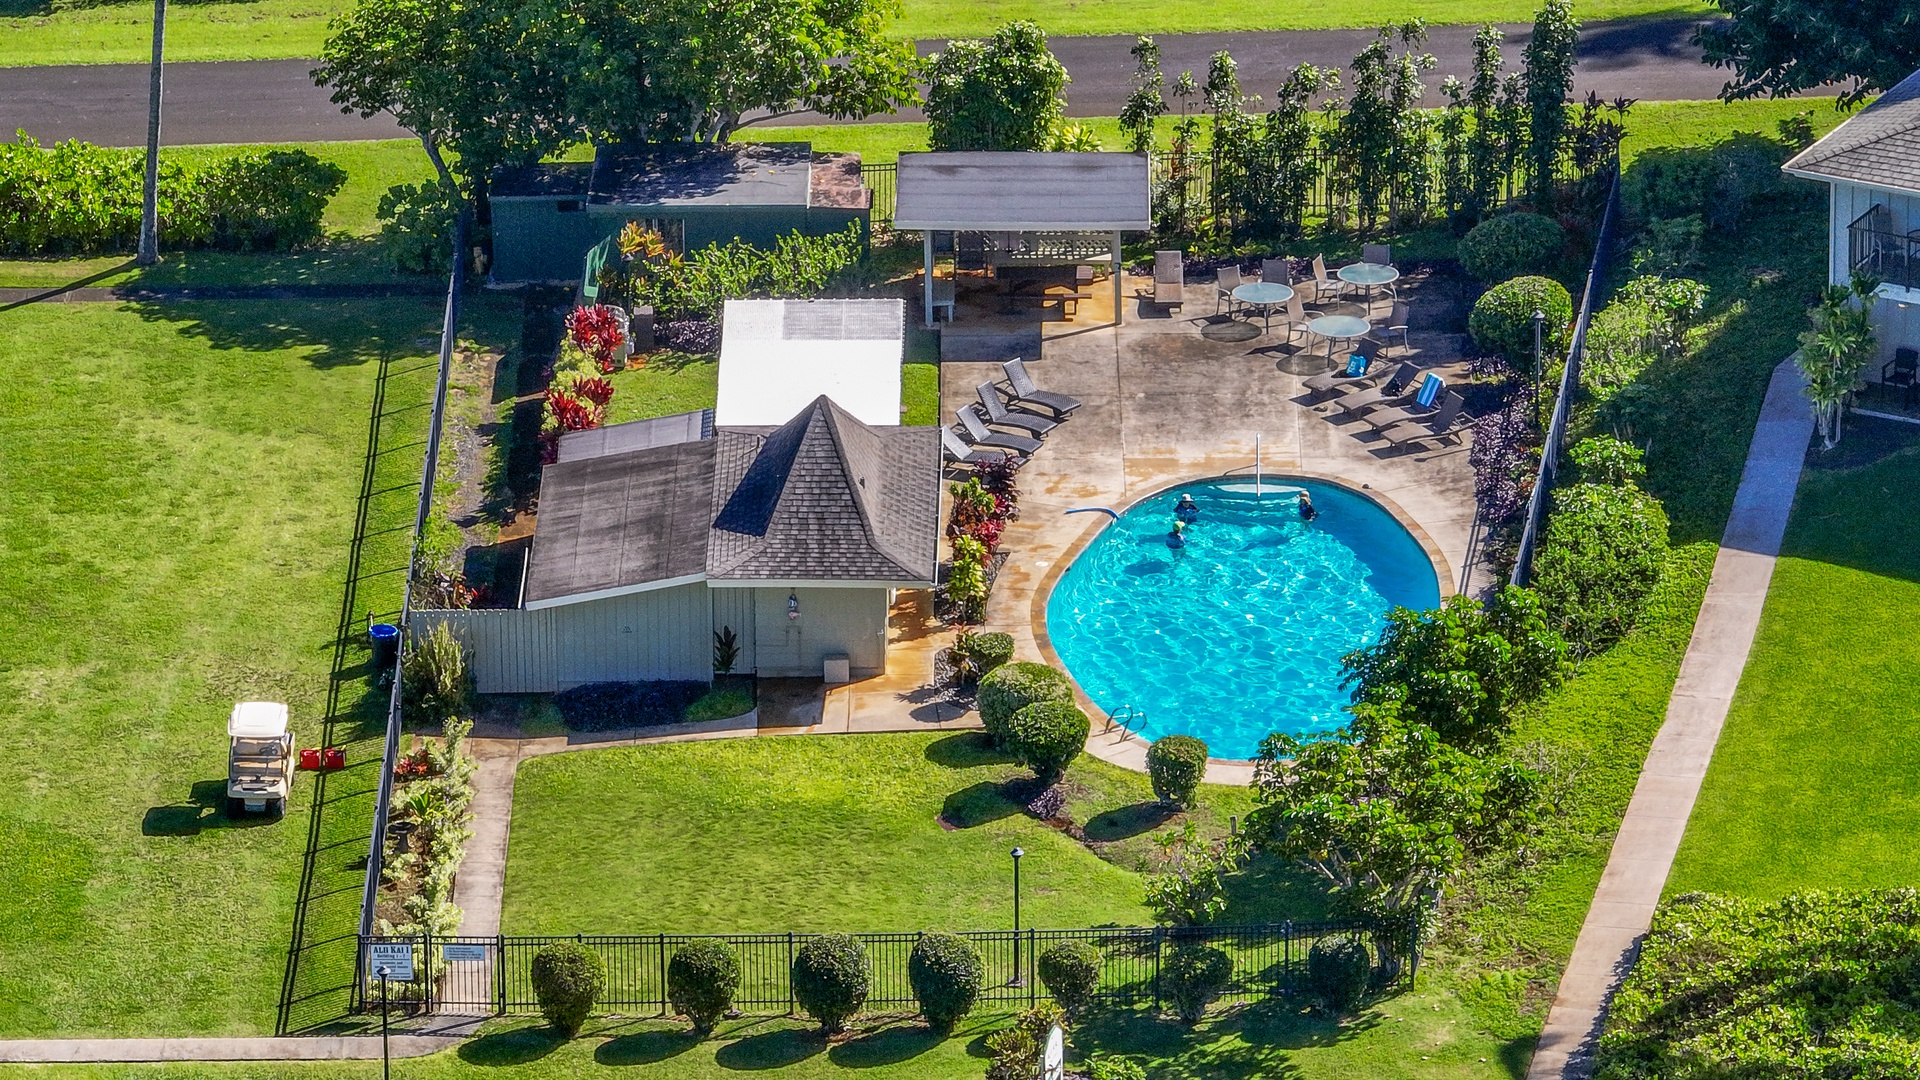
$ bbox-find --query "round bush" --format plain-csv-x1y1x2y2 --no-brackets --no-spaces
1469,275,1574,373
1459,212,1565,283
529,942,605,1036
962,632,1016,677
977,661,1074,745
667,940,741,1035
1036,941,1103,1018
1146,735,1209,808
908,932,985,1032
1162,943,1234,1023
1306,937,1373,1014
1532,481,1670,656
1005,700,1090,782
792,934,871,1034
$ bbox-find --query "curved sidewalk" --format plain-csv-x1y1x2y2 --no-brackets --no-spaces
1525,359,1814,1079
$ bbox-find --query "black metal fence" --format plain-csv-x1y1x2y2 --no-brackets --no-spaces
361,920,1408,1016
1510,163,1622,586
860,161,896,226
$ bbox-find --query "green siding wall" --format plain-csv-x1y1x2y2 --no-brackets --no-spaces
489,200,871,285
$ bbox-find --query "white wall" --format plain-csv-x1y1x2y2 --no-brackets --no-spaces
1826,180,1920,378
743,586,889,678
414,582,713,694
710,587,758,674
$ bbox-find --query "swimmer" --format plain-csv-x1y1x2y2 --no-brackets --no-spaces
1167,519,1187,549
1174,492,1200,524
1297,490,1319,522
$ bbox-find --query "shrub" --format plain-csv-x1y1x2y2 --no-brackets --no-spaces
199,149,346,251
530,942,604,1036
791,934,870,1034
984,1002,1067,1080
1306,936,1373,1014
1622,133,1796,232
667,941,740,1035
1036,941,1102,1018
923,21,1067,152
1568,435,1646,487
1146,735,1209,808
977,661,1074,745
1005,700,1089,782
954,631,1015,681
1532,482,1669,656
552,680,709,731
402,622,471,724
1088,1057,1148,1080
1459,212,1565,283
630,224,864,320
657,318,720,354
1162,943,1233,1023
907,932,984,1032
376,182,460,274
1469,275,1574,373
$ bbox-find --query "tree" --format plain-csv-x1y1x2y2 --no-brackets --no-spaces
1464,25,1511,219
1797,273,1880,449
1143,821,1245,927
567,0,917,145
1118,35,1168,153
1204,49,1261,237
1254,63,1339,236
1696,0,1920,108
1331,23,1435,233
1250,705,1539,971
923,21,1069,151
1341,587,1569,752
1522,0,1579,207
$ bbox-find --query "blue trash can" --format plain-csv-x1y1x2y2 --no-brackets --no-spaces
368,623,401,672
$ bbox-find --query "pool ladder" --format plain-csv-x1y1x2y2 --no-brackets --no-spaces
1105,703,1145,741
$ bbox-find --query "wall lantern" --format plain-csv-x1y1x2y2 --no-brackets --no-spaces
787,592,800,620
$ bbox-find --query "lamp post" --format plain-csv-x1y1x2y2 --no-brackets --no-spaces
1531,309,1547,427
375,964,392,1080
1009,847,1025,986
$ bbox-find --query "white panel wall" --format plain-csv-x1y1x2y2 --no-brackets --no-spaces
710,588,758,674
747,586,889,678
410,608,559,694
412,583,713,694
1826,181,1920,377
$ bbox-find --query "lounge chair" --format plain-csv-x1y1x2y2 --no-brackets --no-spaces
956,406,1043,455
1002,359,1083,418
1260,257,1292,285
1154,250,1184,309
1332,363,1419,416
976,382,1058,437
1381,392,1469,449
1364,373,1446,430
1216,265,1244,315
1302,340,1383,396
941,427,1025,469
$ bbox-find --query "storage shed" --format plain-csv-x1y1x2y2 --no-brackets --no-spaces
489,142,872,284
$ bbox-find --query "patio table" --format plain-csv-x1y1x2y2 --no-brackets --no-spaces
1337,261,1400,301
1306,313,1372,366
1230,281,1294,333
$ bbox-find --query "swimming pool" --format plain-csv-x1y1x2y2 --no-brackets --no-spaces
1044,479,1440,760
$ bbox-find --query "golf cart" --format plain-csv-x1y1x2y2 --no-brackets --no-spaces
228,701,293,818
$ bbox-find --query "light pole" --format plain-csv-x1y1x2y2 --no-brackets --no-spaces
137,0,167,265
1009,847,1025,986
376,965,392,1080
1531,309,1547,426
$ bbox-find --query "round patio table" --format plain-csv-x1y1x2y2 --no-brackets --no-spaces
1230,281,1294,333
1307,313,1373,366
1337,261,1400,301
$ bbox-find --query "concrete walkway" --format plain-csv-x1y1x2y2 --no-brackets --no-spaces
1524,359,1815,1080
0,1036,463,1063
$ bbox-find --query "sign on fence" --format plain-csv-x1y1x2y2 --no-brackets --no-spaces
442,944,488,963
367,942,415,982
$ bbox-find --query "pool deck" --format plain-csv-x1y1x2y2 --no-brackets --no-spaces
941,269,1482,782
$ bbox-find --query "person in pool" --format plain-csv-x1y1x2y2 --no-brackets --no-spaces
1297,490,1319,522
1174,492,1200,524
1166,519,1187,548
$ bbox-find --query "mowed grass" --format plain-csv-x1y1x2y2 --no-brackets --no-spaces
1666,422,1920,900
0,298,446,1035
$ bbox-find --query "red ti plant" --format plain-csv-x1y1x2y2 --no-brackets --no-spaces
566,305,626,373
569,376,615,409
538,383,608,464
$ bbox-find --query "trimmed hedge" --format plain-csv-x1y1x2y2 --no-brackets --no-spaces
792,934,870,1034
667,940,740,1035
530,942,604,1036
977,661,1074,745
1306,937,1372,1014
1005,700,1089,782
1469,275,1574,373
907,932,985,1032
956,631,1016,678
1162,944,1233,1023
1533,482,1670,656
553,680,708,731
1146,735,1209,808
1459,212,1565,283
1036,940,1102,1018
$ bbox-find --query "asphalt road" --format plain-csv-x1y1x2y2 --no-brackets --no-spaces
0,19,1823,147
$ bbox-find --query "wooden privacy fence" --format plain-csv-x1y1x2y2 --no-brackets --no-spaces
361,921,1415,1016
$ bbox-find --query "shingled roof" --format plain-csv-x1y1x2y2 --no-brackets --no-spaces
1784,69,1920,195
709,396,938,583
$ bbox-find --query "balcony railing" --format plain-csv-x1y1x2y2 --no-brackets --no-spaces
1848,208,1920,292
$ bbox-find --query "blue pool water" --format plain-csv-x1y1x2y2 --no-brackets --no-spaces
1044,479,1440,759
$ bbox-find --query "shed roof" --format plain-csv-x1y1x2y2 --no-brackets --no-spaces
522,438,716,606
556,410,712,463
715,299,904,428
1784,69,1920,195
491,162,594,199
590,142,812,208
893,152,1152,231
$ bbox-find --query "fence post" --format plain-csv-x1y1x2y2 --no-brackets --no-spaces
787,932,796,1015
1282,920,1292,997
422,927,433,1013
1152,927,1164,1013
1027,929,1036,1007
657,933,668,1016
496,935,506,1015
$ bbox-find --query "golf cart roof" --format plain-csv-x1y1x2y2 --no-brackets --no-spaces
229,701,289,738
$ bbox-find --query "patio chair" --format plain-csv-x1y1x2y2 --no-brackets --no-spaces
1216,265,1245,315
1332,363,1419,416
1154,250,1185,309
1002,358,1083,418
942,427,1026,469
1362,243,1393,267
1301,339,1384,396
956,406,1044,455
976,382,1059,437
1884,347,1919,407
1371,301,1412,357
956,232,989,274
1309,254,1342,304
1381,392,1470,450
1261,258,1292,286
1364,373,1447,430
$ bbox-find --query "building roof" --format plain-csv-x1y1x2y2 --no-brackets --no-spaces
491,162,594,199
1784,69,1920,195
589,142,813,208
708,397,939,583
556,410,712,463
893,151,1152,232
714,299,904,428
522,400,937,607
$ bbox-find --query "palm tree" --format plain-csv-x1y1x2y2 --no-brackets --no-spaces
1797,273,1879,449
136,0,166,265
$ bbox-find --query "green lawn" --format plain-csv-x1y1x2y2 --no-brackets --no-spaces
0,297,445,1036
1666,422,1920,899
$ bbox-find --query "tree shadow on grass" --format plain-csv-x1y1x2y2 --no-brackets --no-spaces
712,1027,825,1070
457,1025,566,1066
123,296,445,370
595,1028,703,1065
1219,855,1334,925
924,730,1009,769
940,781,1022,829
1072,998,1386,1080
1083,801,1178,842
825,1022,943,1067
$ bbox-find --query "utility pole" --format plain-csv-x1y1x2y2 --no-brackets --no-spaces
137,0,167,265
